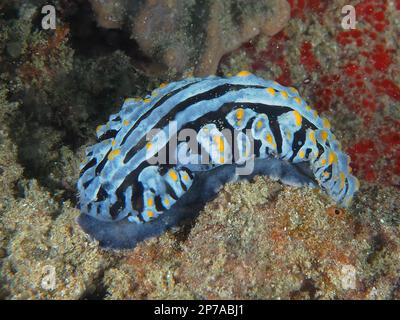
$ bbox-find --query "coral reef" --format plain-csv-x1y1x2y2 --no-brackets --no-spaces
89,0,290,75
0,81,113,299
0,0,399,300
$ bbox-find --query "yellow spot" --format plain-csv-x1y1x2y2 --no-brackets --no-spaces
320,130,328,141
323,171,330,178
322,117,331,129
124,98,136,104
313,110,319,118
236,108,244,120
306,105,312,111
286,131,292,140
328,152,338,164
220,156,225,163
169,170,178,182
348,166,352,173
108,149,121,161
289,87,298,94
309,131,316,144
214,136,225,152
144,98,151,103
281,91,288,99
183,173,189,181
226,73,233,77
298,150,305,159
123,119,129,126
146,142,153,150
340,172,346,189
111,139,116,146
266,133,273,144
147,211,154,218
237,70,252,77
164,197,170,205
151,91,158,97
266,87,275,96
159,83,167,88
294,97,302,105
147,197,154,207
293,110,302,126
321,158,327,166
256,120,263,129
96,125,103,133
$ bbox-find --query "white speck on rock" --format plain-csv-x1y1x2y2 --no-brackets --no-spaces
341,264,357,290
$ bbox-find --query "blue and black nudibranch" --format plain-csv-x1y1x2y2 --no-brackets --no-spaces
77,72,359,249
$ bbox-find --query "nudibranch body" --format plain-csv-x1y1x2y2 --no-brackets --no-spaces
77,72,359,249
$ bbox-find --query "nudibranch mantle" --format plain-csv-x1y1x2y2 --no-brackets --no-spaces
77,72,359,249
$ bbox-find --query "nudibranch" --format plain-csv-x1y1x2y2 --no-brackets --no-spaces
77,72,359,249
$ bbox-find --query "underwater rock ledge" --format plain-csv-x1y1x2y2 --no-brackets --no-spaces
88,0,290,75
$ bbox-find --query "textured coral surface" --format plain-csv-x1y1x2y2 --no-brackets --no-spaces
0,0,399,299
88,0,290,76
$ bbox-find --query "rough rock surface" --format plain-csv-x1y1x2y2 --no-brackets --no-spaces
88,0,291,75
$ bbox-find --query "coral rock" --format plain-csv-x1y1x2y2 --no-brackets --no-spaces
89,0,290,75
